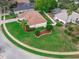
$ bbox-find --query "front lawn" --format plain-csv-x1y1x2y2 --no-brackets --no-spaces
5,22,77,52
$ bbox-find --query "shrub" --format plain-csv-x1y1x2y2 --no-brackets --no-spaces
72,37,79,43
46,24,53,30
1,16,4,20
75,36,79,39
64,29,71,35
4,13,17,19
68,26,74,32
29,0,34,3
72,38,78,43
10,12,16,16
56,21,63,26
35,29,40,35
28,28,35,32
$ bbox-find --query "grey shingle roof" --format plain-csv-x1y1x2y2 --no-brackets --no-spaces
13,3,33,11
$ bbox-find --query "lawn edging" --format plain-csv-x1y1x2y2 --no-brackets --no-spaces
2,23,79,58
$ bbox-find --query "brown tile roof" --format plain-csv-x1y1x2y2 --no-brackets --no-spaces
18,11,47,25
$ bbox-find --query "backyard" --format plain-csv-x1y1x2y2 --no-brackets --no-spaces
5,22,78,52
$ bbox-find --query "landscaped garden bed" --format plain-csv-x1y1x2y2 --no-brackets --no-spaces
35,29,51,37
5,22,78,52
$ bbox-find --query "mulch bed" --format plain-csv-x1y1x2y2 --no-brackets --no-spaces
24,27,28,32
36,29,51,37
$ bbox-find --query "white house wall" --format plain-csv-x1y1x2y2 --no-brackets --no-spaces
29,22,47,28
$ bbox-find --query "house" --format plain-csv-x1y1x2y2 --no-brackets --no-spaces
18,10,47,28
53,9,79,24
13,0,33,13
75,0,79,4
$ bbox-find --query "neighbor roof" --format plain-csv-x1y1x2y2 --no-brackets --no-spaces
18,10,47,25
54,9,79,24
14,0,32,11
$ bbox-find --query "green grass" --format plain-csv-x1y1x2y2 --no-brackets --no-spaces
1,14,16,20
5,22,77,52
56,21,63,26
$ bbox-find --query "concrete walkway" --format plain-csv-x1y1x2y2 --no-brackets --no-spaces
0,18,19,25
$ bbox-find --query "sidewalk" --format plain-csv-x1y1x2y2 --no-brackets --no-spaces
0,18,19,25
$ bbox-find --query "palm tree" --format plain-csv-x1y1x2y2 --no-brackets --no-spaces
18,19,28,31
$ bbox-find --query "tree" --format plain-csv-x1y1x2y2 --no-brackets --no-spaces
46,24,53,30
0,0,15,12
58,0,71,8
9,1,18,13
0,0,15,20
29,0,35,3
18,19,28,31
34,0,57,12
58,0,78,10
35,29,40,35
56,21,63,26
68,26,74,32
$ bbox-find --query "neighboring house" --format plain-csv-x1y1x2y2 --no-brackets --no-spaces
54,9,79,24
18,10,47,28
75,0,79,4
13,0,33,14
